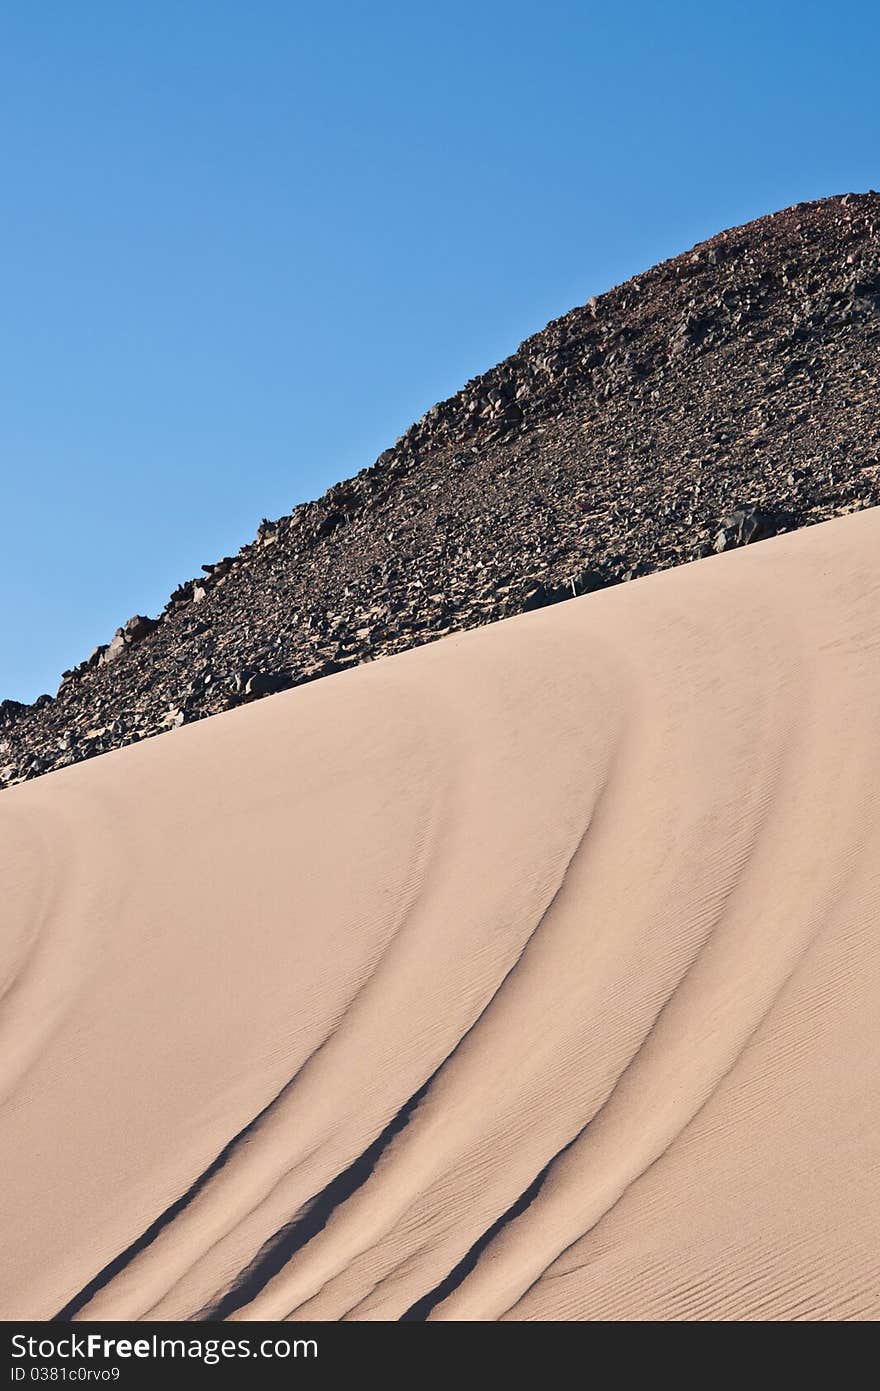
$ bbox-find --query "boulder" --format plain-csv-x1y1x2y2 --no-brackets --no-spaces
123,615,158,644
103,632,128,663
0,698,28,728
243,671,293,699
712,506,771,553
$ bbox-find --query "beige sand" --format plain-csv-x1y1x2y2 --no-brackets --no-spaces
1,507,879,1322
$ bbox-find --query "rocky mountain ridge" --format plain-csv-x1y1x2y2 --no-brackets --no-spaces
3,190,880,787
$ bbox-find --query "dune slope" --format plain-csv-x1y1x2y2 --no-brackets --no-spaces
1,507,879,1321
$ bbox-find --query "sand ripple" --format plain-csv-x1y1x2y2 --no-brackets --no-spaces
2,509,879,1321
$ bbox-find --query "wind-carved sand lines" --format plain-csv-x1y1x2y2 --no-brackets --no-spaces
2,508,880,1321
161,750,613,1323
267,601,796,1321
49,633,619,1323
224,776,614,1321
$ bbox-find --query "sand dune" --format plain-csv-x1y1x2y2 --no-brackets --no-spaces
2,507,879,1322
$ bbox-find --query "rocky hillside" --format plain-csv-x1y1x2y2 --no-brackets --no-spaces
3,191,880,788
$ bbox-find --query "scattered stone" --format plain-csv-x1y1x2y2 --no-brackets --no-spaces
3,191,880,789
521,582,559,612
243,671,293,699
103,632,128,663
0,699,28,728
712,506,772,553
167,580,196,608
123,615,158,644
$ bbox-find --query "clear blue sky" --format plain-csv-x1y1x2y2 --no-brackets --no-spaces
2,1,878,702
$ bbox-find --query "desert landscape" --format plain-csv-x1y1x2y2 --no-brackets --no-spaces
2,503,878,1321
4,193,880,792
4,0,880,1353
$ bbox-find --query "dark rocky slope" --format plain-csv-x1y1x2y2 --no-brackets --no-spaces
3,191,880,788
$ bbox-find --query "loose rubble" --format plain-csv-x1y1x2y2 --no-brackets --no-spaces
3,191,880,788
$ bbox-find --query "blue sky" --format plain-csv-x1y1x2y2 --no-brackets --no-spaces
2,1,878,701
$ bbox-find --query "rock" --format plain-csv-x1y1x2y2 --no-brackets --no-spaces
565,568,609,599
102,616,157,664
103,632,128,663
316,510,344,540
167,580,196,608
202,557,232,578
521,568,608,612
4,191,880,792
712,506,771,553
521,583,554,612
0,699,28,728
123,615,158,644
243,671,293,699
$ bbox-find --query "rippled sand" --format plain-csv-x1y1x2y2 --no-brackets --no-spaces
2,507,879,1321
